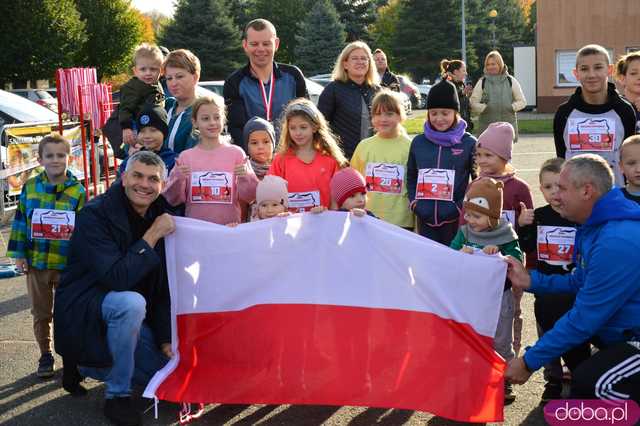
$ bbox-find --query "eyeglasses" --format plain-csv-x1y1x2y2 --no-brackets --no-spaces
348,56,370,63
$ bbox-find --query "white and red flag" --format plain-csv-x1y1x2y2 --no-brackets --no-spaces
144,213,507,422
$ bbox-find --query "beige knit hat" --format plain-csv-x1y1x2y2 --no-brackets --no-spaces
463,178,504,228
256,175,289,208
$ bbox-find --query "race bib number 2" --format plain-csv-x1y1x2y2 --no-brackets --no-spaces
537,226,576,264
568,118,615,152
416,168,455,201
365,162,404,194
191,171,233,204
31,208,75,240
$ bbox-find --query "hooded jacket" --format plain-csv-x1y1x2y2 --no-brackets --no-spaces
553,82,636,186
523,188,640,371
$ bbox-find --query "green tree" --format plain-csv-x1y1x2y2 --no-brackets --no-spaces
332,0,377,42
295,0,346,76
368,0,401,64
253,0,308,64
0,0,86,85
227,0,258,33
160,0,244,80
146,10,172,42
76,0,143,80
391,0,460,81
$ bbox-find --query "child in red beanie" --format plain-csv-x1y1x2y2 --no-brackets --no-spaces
329,167,376,217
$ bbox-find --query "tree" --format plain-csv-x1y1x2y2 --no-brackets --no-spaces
368,0,401,64
133,9,156,43
391,0,461,81
0,0,86,85
227,0,258,33
253,0,308,64
332,0,377,42
295,0,346,76
146,10,172,42
160,0,243,80
76,0,143,79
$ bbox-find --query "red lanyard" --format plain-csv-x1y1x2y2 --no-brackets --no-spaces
258,74,275,121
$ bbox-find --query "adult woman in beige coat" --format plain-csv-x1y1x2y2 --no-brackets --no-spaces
470,51,526,141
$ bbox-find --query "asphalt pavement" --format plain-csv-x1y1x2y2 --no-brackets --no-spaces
0,134,557,425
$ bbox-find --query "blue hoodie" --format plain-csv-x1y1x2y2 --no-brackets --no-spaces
524,188,640,371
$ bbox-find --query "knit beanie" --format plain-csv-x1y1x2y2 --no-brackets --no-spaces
463,178,504,229
330,167,367,208
256,175,288,208
426,79,460,111
242,116,276,152
137,105,169,139
477,122,515,161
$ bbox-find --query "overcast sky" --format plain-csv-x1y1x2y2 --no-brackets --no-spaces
132,0,175,17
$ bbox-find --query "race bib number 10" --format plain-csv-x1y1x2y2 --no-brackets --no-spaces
191,171,233,204
537,226,576,264
365,162,404,194
568,118,615,152
31,208,75,240
416,168,455,201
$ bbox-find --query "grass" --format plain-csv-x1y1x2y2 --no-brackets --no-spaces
403,116,553,135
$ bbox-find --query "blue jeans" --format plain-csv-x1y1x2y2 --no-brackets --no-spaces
79,291,169,398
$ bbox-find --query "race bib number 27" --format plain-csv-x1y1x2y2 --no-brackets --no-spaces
537,226,576,264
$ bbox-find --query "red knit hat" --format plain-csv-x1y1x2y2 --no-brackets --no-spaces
330,167,366,208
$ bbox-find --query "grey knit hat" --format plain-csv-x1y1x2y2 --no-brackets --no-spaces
242,116,276,152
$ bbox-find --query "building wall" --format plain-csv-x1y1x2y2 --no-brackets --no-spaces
537,0,640,112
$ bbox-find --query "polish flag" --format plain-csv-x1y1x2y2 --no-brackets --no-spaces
144,213,507,422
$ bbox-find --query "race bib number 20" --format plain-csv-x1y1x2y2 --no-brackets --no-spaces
365,162,404,194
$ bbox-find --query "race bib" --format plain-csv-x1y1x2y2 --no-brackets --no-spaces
416,168,455,201
191,171,233,204
31,208,75,240
568,118,615,152
288,191,320,213
365,162,404,194
502,210,516,227
537,226,576,264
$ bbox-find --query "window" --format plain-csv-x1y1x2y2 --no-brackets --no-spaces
555,49,614,87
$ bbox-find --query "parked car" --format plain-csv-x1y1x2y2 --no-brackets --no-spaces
198,78,324,106
417,83,432,109
397,75,422,110
308,73,332,87
0,89,58,128
11,89,58,113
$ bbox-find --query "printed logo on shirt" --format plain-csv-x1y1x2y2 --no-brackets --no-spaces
31,208,75,240
191,171,233,204
451,148,464,156
365,162,403,194
288,191,320,213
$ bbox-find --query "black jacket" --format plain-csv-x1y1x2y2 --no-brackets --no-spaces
380,69,400,91
318,80,380,159
53,181,174,367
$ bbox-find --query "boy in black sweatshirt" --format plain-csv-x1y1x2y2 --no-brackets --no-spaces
518,158,591,404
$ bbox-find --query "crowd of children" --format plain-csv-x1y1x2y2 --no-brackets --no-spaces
8,40,640,410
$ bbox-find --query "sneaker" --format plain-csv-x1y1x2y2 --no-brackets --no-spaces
540,381,563,404
36,352,55,378
104,397,141,426
504,382,516,404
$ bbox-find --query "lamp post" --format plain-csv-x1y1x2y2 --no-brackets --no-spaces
461,0,467,64
489,9,498,50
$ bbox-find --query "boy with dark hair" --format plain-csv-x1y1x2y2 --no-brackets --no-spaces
553,44,636,187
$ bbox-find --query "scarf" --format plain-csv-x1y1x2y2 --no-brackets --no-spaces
250,158,271,180
423,118,467,147
462,218,518,247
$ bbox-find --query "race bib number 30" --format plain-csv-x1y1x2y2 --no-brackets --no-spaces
288,191,320,213
365,162,404,194
568,118,615,152
191,171,233,204
416,168,455,201
537,226,576,264
31,208,75,240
